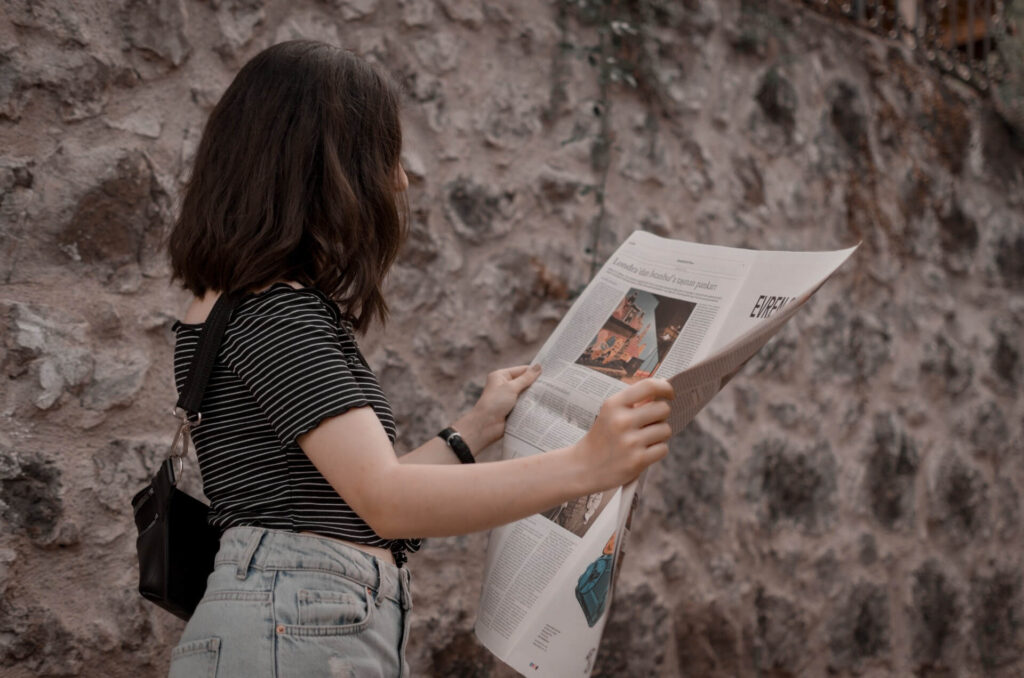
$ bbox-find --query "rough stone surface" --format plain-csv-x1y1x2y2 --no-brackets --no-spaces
827,581,891,673
1,0,1023,676
742,586,809,676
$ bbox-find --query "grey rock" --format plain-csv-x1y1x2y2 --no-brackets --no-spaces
743,438,838,534
812,302,892,384
427,627,504,677
4,302,93,410
919,333,974,398
413,31,460,75
536,168,584,205
751,325,799,377
918,82,972,176
929,452,989,548
92,438,166,513
970,565,1024,670
969,400,1011,462
273,11,341,46
732,153,765,208
375,350,447,451
4,50,125,123
212,0,266,57
754,67,797,138
858,532,877,565
0,450,63,545
827,581,891,672
592,583,671,677
443,177,515,243
81,348,151,411
864,413,919,530
679,137,714,200
827,79,870,165
400,0,435,28
745,586,808,676
57,151,170,280
651,422,728,539
120,0,191,67
814,549,841,594
989,317,1022,391
910,559,961,670
994,231,1024,289
0,598,82,675
437,0,484,28
324,0,379,21
994,478,1022,542
0,549,15,595
936,198,979,274
766,401,799,429
675,601,740,678
466,247,571,344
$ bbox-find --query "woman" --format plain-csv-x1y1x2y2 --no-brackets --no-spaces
166,40,673,677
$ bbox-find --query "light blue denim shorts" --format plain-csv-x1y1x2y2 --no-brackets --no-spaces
168,526,413,678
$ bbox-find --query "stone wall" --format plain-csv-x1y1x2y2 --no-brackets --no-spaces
1,0,1023,676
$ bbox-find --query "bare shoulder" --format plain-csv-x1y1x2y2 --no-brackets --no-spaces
183,291,219,324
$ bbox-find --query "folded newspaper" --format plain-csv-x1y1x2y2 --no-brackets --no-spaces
474,231,858,676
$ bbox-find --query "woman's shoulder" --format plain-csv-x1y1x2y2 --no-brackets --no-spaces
174,283,345,337
236,283,341,322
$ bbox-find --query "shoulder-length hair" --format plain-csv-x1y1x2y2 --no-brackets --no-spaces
169,40,407,330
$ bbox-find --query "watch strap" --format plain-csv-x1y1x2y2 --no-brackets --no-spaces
438,426,474,464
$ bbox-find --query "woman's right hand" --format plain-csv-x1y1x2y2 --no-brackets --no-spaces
572,378,675,492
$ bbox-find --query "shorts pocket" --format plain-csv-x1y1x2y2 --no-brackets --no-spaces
285,586,374,637
169,637,220,678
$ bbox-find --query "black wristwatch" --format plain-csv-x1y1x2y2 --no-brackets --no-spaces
438,426,474,464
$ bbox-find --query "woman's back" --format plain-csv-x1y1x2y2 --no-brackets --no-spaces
173,283,418,553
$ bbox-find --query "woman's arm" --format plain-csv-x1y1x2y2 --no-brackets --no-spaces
298,378,674,539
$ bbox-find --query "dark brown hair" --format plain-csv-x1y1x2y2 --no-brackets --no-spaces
169,40,407,329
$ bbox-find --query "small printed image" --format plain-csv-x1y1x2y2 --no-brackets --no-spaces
575,288,697,384
541,490,614,538
574,533,617,627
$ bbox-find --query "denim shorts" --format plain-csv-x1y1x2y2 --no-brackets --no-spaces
168,526,413,678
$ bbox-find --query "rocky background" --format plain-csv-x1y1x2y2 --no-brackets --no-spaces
2,0,1023,676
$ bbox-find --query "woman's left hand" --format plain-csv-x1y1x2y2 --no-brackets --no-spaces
457,364,542,452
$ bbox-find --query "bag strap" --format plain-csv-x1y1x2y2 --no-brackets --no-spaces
176,293,244,418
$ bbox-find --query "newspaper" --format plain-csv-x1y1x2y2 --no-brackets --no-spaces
473,231,858,676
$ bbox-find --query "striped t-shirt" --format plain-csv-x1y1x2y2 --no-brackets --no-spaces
172,283,421,556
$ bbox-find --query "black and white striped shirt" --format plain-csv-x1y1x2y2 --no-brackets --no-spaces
172,283,420,555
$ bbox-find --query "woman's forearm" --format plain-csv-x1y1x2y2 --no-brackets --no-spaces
396,408,502,465
372,448,587,538
301,406,595,538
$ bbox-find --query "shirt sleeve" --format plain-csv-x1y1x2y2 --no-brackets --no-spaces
222,292,370,444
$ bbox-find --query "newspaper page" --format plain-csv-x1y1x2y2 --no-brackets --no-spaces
474,231,857,677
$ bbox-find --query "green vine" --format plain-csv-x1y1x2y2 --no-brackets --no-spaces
550,0,675,287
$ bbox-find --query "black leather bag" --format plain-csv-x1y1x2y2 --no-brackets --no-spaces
131,293,242,620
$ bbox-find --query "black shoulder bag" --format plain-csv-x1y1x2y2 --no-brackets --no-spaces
131,293,242,621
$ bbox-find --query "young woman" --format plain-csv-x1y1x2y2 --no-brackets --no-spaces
166,40,674,678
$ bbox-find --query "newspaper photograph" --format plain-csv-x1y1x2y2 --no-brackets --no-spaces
474,231,858,677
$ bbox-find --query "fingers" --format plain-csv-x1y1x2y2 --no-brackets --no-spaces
508,363,542,391
502,365,532,379
611,378,675,407
630,399,672,427
637,421,672,447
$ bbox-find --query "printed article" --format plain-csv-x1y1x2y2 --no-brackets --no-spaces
474,231,858,677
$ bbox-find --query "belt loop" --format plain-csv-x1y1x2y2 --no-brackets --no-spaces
236,528,266,580
400,568,412,611
371,556,385,607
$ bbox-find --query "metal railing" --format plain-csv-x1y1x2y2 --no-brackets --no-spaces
798,0,1013,91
